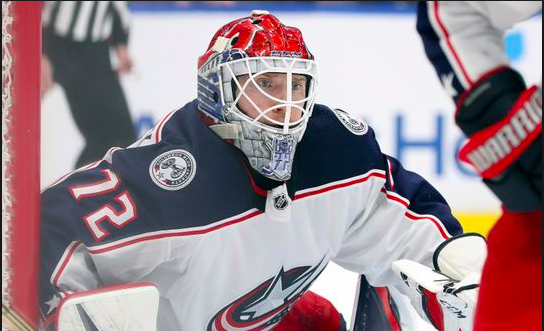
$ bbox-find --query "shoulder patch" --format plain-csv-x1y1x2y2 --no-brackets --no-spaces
149,149,197,191
331,108,368,135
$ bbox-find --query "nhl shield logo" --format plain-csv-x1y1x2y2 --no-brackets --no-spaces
273,193,289,210
149,149,196,190
332,108,368,135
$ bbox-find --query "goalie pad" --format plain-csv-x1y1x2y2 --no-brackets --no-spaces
55,283,160,331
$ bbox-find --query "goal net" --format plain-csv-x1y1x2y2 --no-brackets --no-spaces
2,1,41,329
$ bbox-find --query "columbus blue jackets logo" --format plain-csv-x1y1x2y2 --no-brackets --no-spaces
149,149,196,190
207,258,328,331
332,108,368,135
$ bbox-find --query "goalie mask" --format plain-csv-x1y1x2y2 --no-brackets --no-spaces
197,11,319,181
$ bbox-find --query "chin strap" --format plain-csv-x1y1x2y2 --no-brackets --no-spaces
209,123,244,140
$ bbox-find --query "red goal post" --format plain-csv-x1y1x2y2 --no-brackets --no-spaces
2,1,41,330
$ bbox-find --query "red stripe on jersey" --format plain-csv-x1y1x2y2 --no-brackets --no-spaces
88,209,263,254
387,159,396,190
294,172,387,200
74,171,449,258
240,158,267,197
434,1,474,86
154,110,176,143
381,188,451,239
380,188,409,208
88,172,386,254
405,211,450,239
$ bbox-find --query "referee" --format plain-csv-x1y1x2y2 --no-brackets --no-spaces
42,1,137,168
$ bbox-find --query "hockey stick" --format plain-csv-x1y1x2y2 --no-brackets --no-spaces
2,303,36,331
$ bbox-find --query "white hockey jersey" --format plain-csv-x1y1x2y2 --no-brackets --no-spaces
40,100,462,330
417,1,542,100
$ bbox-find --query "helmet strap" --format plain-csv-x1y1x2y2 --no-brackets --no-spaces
209,123,244,140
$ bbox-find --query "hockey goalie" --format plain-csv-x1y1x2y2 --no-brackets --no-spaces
40,10,487,331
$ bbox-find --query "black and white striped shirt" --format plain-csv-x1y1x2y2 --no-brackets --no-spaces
42,1,130,44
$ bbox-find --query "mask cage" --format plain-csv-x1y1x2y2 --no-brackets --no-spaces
218,57,319,135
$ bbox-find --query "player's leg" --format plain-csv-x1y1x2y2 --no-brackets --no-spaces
60,42,136,167
85,44,137,150
474,210,543,331
73,54,136,167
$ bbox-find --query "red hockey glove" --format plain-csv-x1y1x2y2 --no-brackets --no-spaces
459,85,541,178
456,67,542,212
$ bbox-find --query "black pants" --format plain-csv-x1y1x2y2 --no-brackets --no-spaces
44,33,136,168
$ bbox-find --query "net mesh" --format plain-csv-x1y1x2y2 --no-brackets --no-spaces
2,0,13,324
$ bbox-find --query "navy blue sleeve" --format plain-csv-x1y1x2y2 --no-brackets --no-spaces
39,165,121,325
416,1,467,103
384,154,463,237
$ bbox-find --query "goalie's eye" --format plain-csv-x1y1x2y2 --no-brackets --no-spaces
292,83,303,91
257,79,272,89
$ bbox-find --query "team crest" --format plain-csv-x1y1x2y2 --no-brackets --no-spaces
207,257,328,331
149,150,196,190
332,108,368,135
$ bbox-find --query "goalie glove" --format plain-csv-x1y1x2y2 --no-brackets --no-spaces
52,283,159,331
393,260,480,331
456,67,542,212
391,234,487,331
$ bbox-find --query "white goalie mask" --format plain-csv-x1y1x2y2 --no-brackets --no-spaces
197,11,319,181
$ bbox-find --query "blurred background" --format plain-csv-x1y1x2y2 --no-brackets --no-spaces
40,1,542,328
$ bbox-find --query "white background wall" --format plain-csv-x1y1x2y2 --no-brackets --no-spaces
41,10,542,328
